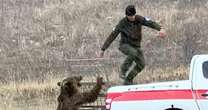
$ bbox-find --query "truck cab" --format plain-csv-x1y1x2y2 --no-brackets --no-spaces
192,55,208,110
105,55,208,110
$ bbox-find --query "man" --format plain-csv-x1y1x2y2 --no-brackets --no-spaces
99,5,166,85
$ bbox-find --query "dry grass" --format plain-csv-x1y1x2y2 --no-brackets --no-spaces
1,0,208,82
0,80,58,110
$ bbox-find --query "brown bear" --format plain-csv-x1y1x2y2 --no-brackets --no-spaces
57,76,104,110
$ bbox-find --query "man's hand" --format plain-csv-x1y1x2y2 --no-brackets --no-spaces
158,28,167,39
98,50,105,58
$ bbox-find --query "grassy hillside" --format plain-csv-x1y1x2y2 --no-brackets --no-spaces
0,0,208,82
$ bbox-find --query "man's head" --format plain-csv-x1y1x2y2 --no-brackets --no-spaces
125,5,136,21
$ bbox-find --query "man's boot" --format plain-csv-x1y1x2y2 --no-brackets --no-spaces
123,78,133,85
119,74,126,80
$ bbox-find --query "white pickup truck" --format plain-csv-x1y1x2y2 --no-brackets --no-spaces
105,55,208,110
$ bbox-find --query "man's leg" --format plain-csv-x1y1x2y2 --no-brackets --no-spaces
120,56,134,79
119,44,139,84
126,48,145,84
119,44,139,57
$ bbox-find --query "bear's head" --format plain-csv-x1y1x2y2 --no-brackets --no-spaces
57,76,82,96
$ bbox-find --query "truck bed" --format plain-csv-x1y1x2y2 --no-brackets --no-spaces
108,80,192,93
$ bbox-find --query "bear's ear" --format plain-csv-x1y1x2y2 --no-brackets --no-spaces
77,76,82,81
57,82,62,86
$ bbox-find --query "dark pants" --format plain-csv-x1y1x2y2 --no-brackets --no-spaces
119,44,145,83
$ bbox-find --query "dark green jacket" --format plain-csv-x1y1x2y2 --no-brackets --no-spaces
101,15,161,51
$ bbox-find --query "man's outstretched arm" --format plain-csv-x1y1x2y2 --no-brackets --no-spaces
101,29,120,51
141,17,162,31
141,16,166,38
99,24,121,58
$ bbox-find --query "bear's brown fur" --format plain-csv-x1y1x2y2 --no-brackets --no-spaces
57,76,103,110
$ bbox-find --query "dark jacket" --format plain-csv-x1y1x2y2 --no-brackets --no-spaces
101,15,161,51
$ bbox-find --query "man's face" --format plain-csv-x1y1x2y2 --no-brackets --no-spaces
127,15,135,22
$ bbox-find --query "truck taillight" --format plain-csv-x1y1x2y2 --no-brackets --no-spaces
105,98,112,110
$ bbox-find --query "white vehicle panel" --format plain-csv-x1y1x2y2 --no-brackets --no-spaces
108,80,191,93
111,100,199,110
